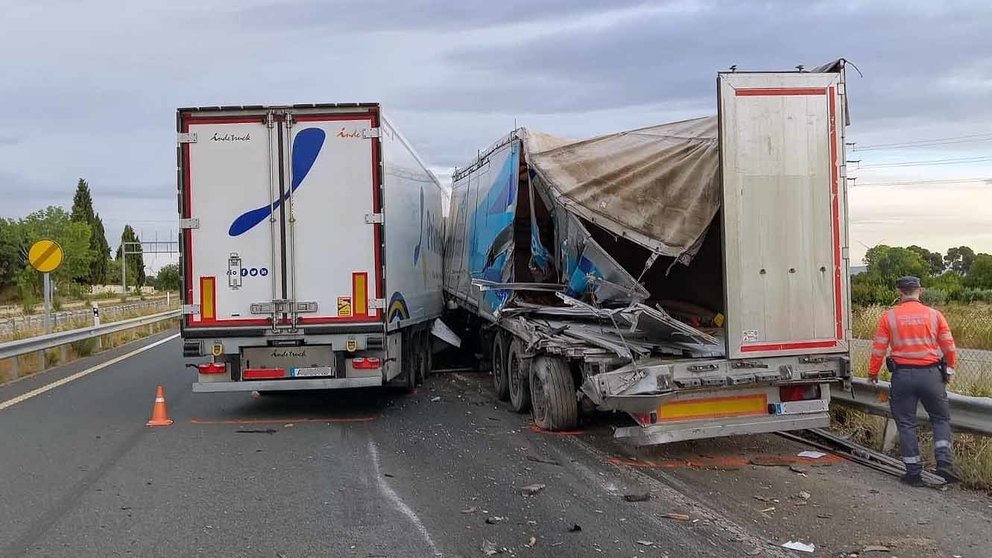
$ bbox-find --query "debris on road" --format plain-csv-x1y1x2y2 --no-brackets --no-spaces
662,512,691,521
637,540,654,547
863,545,891,553
817,513,833,519
236,429,277,434
520,483,546,496
753,495,780,503
782,541,816,553
481,540,499,555
486,516,507,524
283,423,294,428
568,524,582,532
789,465,810,475
526,455,562,466
526,536,537,548
462,506,478,514
798,450,827,459
431,396,441,402
759,507,776,514
623,491,651,502
797,490,812,501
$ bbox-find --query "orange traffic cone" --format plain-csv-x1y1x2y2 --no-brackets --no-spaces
146,385,174,427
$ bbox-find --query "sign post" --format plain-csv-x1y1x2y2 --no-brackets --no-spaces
28,239,64,335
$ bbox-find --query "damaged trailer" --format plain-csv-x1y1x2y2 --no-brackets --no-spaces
443,63,853,445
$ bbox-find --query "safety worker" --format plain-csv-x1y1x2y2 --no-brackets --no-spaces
868,276,960,486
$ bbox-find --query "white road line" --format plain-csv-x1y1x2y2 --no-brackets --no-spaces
368,440,442,557
0,333,179,411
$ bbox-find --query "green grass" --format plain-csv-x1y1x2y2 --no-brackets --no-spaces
853,303,992,350
833,407,992,494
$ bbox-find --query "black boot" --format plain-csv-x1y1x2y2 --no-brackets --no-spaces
900,472,925,487
936,462,961,484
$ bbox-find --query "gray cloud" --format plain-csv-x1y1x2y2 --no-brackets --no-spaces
234,0,638,31
404,0,992,124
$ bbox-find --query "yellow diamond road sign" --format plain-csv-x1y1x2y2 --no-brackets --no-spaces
28,239,64,273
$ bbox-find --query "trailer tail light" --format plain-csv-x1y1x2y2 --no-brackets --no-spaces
197,363,227,375
243,368,287,380
352,357,381,370
779,384,821,403
632,412,658,426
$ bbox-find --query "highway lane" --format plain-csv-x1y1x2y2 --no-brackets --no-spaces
0,333,772,557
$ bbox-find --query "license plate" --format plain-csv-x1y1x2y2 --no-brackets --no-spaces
291,367,335,378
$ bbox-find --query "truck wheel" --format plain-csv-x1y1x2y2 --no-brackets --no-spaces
417,331,431,386
404,332,419,393
529,356,578,431
507,338,531,413
491,332,510,401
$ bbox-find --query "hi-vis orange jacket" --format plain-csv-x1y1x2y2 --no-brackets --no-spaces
869,300,957,375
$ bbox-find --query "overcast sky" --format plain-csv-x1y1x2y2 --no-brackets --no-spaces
1,0,990,272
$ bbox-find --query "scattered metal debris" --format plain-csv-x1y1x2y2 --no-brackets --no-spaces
568,524,582,533
662,512,691,521
623,491,651,502
782,541,815,553
521,483,546,496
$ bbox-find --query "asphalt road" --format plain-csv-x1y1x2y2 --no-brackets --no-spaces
1,332,989,557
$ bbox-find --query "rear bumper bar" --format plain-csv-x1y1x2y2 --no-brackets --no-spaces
193,376,382,393
614,412,830,445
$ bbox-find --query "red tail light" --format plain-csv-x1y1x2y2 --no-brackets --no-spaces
352,357,382,370
632,412,658,425
197,363,227,375
779,384,821,402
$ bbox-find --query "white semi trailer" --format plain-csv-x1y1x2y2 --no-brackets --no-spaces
443,63,853,444
178,104,444,393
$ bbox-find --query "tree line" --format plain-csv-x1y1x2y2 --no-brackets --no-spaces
853,244,992,306
0,179,180,308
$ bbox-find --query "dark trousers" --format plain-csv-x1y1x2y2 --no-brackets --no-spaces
889,367,953,474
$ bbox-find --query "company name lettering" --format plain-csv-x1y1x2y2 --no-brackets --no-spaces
337,128,362,138
211,132,251,142
271,349,307,358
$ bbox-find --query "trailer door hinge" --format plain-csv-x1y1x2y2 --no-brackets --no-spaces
369,298,386,310
179,218,200,230
182,304,200,315
178,133,198,144
362,127,381,139
364,213,384,224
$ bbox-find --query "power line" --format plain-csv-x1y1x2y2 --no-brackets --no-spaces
858,155,992,169
851,132,992,151
855,177,992,187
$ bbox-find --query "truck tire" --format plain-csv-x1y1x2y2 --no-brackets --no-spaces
507,338,531,413
529,356,578,431
491,332,510,401
417,331,432,386
403,331,419,393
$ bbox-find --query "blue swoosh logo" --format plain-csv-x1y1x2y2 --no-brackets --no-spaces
229,127,326,237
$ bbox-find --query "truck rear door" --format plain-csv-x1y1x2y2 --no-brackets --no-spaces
284,109,381,325
180,106,382,331
181,111,279,327
718,71,849,359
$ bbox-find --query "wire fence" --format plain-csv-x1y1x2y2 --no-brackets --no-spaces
851,305,992,397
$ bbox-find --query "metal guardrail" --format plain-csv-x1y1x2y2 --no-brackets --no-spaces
0,310,180,363
832,377,992,436
0,299,174,336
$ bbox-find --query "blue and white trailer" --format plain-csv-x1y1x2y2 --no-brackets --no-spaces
177,104,444,393
443,64,854,444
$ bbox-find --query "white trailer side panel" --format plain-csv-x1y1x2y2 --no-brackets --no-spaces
381,114,445,331
718,72,850,359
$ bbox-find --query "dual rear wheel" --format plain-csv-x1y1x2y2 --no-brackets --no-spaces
489,331,577,431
